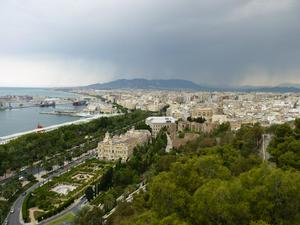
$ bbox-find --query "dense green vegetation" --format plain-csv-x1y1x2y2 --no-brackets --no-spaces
85,131,167,214
268,118,300,170
105,123,300,225
0,110,151,176
110,163,300,225
0,178,22,201
73,205,104,225
22,192,31,222
0,200,9,224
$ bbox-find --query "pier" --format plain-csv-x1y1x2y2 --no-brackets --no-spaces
40,110,86,117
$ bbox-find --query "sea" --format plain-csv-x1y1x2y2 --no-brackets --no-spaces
0,88,82,137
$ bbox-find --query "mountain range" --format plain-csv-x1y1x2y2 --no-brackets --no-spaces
86,79,204,90
84,79,300,93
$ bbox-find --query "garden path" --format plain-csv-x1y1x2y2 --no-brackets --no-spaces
28,207,44,225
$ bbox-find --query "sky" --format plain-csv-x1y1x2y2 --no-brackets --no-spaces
0,0,300,87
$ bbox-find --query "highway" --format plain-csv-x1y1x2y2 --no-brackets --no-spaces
5,151,95,225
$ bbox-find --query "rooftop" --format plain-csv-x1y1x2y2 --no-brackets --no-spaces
146,116,176,124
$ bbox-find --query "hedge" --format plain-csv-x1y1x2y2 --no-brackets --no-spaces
36,197,75,222
22,193,31,223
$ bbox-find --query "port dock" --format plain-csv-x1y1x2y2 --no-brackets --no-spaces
40,111,87,117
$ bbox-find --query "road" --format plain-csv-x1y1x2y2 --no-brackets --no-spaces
1,140,97,185
5,151,95,225
261,134,272,161
6,182,40,225
38,196,88,225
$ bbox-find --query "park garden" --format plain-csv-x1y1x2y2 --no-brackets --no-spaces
23,158,113,222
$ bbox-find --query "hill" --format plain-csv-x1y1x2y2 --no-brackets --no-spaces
86,79,206,90
84,78,300,93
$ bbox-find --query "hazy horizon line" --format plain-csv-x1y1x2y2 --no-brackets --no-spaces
0,78,300,89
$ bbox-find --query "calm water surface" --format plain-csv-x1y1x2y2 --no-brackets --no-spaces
0,87,76,98
0,88,82,137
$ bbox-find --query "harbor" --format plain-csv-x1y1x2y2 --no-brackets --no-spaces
0,88,120,140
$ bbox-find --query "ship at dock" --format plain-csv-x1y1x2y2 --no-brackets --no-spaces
73,100,87,106
0,102,5,111
40,99,56,107
0,101,12,110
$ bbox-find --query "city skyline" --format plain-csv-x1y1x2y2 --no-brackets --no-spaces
0,0,300,87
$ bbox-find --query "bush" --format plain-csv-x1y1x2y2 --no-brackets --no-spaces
22,193,31,223
36,197,75,222
178,132,185,139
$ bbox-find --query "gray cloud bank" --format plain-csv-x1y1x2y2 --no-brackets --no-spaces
0,0,300,87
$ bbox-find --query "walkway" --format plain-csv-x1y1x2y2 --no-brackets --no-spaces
165,134,173,153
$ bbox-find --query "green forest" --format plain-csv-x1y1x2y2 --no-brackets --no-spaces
103,121,300,225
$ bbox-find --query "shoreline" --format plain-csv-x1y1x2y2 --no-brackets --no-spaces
0,113,122,145
0,88,89,142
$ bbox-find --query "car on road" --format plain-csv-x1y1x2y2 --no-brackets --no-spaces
4,219,8,225
10,208,14,214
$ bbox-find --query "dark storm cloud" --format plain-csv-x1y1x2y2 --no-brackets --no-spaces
0,0,300,86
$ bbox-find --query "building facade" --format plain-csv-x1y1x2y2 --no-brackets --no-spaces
145,116,177,137
177,121,217,133
98,128,151,162
191,107,213,122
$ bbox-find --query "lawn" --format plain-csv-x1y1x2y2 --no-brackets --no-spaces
45,212,75,225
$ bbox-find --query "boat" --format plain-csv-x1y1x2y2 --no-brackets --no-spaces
73,100,87,106
36,124,45,133
40,100,56,107
0,103,6,111
37,124,44,129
